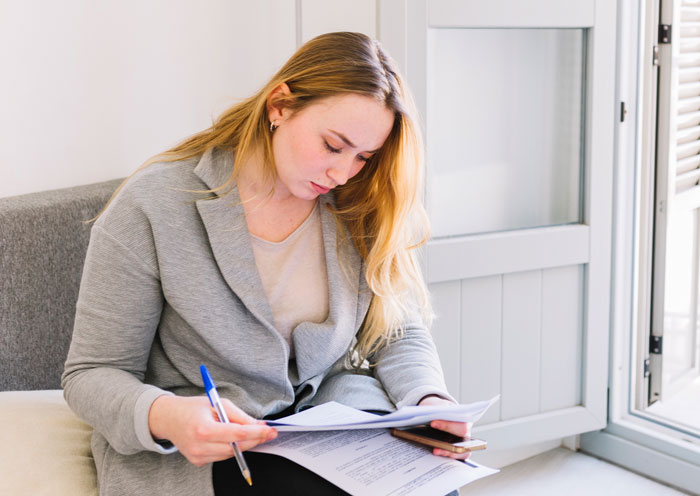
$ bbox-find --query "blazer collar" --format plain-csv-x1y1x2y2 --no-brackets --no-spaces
193,148,371,381
193,147,276,336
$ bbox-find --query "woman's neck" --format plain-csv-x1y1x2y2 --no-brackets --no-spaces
236,147,307,206
235,148,317,242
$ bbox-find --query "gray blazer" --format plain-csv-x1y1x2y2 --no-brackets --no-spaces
62,147,451,496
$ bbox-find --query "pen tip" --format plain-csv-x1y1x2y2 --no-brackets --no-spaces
244,471,252,486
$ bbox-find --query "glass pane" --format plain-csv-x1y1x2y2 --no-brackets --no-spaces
427,28,585,237
662,207,698,384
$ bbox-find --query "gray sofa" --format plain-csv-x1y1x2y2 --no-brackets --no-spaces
0,179,122,495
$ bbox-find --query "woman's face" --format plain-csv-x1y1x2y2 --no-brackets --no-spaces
269,92,395,201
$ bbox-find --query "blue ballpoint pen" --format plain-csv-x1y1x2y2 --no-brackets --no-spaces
200,364,253,486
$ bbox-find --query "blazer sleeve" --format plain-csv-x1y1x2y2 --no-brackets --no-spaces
369,316,456,409
61,222,175,456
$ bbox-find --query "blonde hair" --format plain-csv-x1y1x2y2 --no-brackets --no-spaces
100,32,432,364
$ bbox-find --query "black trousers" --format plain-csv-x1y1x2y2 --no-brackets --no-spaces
213,452,350,495
212,453,460,496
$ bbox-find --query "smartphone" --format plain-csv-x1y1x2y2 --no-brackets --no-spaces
391,426,487,454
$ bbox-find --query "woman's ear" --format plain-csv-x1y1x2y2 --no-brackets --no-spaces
266,82,292,124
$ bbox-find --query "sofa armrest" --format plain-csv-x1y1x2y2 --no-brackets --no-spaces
0,390,97,495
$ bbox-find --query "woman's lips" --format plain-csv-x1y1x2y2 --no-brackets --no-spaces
311,182,331,194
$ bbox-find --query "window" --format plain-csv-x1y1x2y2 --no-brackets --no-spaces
427,28,585,237
639,0,700,433
580,2,700,493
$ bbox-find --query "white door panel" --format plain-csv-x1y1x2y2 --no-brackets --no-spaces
429,280,462,398
459,275,502,425
381,0,615,449
540,265,584,412
501,270,543,420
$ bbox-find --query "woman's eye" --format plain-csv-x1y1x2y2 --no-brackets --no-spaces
324,141,341,154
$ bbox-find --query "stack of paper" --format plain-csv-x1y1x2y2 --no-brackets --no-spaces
251,397,500,496
266,396,499,431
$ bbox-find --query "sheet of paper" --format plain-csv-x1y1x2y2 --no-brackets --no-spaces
251,428,498,496
266,396,499,432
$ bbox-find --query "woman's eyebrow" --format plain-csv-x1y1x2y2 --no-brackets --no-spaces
329,129,381,153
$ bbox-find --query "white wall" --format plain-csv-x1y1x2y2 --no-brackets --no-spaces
0,0,296,198
2,0,580,468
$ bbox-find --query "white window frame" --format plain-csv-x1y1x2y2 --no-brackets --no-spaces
647,0,700,406
580,2,700,493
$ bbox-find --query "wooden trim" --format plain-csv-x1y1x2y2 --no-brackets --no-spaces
473,406,603,451
426,225,590,283
580,0,616,428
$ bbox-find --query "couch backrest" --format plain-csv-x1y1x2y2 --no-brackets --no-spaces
0,179,122,391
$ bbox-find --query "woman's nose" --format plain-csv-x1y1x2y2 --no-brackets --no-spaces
326,159,355,186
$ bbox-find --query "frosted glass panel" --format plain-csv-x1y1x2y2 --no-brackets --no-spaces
427,29,585,237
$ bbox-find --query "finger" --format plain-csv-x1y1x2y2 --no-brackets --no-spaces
236,438,270,452
186,441,239,466
236,440,260,452
228,427,278,452
208,442,239,460
430,420,470,438
209,407,269,428
220,399,258,425
203,421,275,443
231,424,276,444
229,423,277,441
197,433,276,464
243,426,279,448
433,448,472,460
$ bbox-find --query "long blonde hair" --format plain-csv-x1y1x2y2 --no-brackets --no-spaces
101,31,432,363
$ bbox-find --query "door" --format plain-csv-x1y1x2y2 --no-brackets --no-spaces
380,0,616,450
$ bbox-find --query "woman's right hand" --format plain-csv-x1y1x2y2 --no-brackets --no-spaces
148,395,277,467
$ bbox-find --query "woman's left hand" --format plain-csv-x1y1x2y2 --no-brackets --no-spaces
418,395,473,460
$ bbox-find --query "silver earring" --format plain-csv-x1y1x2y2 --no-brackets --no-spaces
270,121,278,133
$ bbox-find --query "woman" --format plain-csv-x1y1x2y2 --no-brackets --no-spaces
62,32,468,495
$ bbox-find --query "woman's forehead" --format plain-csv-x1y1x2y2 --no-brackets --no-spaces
308,94,394,148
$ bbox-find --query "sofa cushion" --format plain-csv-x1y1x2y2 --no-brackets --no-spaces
0,390,97,495
0,179,122,390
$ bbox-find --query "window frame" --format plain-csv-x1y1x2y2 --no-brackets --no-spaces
580,1,700,492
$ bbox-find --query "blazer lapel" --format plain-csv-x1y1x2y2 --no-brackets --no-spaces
193,148,278,338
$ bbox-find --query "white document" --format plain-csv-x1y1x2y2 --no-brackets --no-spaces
251,399,500,495
251,428,497,496
266,396,499,432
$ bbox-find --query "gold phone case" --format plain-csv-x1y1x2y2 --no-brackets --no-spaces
391,427,487,454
